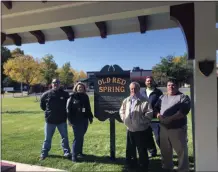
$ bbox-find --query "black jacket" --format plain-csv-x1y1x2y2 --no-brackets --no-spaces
66,92,93,124
145,87,163,122
145,87,163,110
40,88,69,124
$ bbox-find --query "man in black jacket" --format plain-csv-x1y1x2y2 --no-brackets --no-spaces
142,76,163,157
40,79,71,160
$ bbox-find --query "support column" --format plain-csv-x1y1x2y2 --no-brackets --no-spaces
194,2,218,171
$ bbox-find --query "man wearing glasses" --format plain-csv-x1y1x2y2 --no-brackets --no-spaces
39,79,71,160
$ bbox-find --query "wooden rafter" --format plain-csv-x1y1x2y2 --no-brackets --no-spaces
7,34,21,46
138,16,148,34
2,1,12,9
30,30,45,44
1,32,6,45
60,26,74,41
95,21,107,38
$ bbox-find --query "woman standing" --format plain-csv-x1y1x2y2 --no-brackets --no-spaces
66,82,93,162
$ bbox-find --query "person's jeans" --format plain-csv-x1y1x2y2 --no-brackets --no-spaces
72,118,89,157
147,126,157,155
151,122,160,147
41,122,71,157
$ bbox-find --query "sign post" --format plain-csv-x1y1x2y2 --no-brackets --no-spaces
94,65,130,160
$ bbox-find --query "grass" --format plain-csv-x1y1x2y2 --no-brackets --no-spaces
2,95,194,171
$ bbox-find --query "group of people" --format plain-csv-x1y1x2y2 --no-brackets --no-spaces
40,79,93,162
120,77,191,172
39,77,191,172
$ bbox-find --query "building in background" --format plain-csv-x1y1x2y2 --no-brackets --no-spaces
86,67,152,91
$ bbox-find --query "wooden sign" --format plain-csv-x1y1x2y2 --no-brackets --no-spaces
94,65,130,122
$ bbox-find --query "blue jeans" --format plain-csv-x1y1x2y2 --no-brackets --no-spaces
72,118,88,157
151,122,160,147
41,122,71,157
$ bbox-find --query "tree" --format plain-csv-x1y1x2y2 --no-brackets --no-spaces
3,55,42,94
78,70,87,79
1,47,12,93
71,69,79,83
40,54,58,85
70,69,87,83
152,54,193,86
11,48,24,57
58,62,74,87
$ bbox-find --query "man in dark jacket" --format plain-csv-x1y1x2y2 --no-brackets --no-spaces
142,76,163,157
40,79,71,160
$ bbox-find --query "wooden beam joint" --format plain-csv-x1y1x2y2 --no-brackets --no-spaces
60,26,74,41
138,16,148,34
30,30,45,44
2,1,12,9
95,22,107,38
7,34,21,46
1,33,6,45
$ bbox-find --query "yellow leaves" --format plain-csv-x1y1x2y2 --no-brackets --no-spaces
172,56,182,64
70,69,87,83
79,70,87,79
3,55,42,85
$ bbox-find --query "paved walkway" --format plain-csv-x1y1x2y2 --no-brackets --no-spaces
1,160,66,171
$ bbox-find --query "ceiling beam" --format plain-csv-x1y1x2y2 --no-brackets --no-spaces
29,30,45,44
1,33,6,45
2,1,12,9
7,33,21,46
138,16,148,33
60,26,74,41
95,21,107,38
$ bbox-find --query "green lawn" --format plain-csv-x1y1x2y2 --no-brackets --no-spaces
2,95,194,171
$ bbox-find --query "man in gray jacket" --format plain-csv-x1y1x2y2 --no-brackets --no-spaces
154,78,191,172
120,82,153,170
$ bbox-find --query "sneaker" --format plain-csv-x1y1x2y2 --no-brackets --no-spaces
39,156,46,161
64,153,72,159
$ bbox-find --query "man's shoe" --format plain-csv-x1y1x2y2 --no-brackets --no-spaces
77,153,86,158
64,153,72,159
72,156,78,162
39,156,46,161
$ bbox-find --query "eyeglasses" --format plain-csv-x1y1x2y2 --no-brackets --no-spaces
52,82,60,84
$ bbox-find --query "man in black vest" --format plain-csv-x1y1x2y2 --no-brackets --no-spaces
142,76,163,157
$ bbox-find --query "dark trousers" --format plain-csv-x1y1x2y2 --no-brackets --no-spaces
71,118,89,157
147,123,160,155
126,129,149,168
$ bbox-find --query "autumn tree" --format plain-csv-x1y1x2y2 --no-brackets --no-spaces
40,54,58,85
58,62,74,87
11,48,24,57
78,70,87,79
1,47,12,92
152,54,193,86
3,55,42,94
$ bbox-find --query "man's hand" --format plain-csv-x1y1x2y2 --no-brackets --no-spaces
157,113,172,125
161,116,173,125
157,113,162,120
